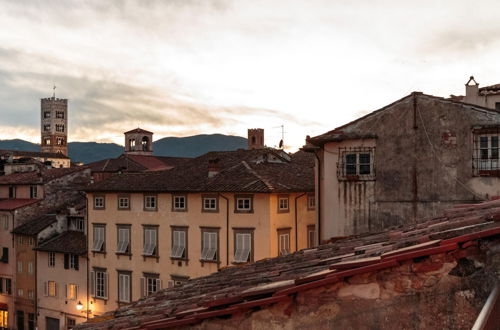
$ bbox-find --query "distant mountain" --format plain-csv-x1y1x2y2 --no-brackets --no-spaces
0,134,247,164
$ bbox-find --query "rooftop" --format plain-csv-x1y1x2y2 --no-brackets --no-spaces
11,214,57,236
124,128,153,135
86,154,190,172
0,149,70,159
35,230,86,255
0,198,39,211
78,199,500,329
86,149,314,193
0,167,85,185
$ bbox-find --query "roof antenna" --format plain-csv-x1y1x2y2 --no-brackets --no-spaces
52,84,56,98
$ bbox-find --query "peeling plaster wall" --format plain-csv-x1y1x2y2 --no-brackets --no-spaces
320,95,500,238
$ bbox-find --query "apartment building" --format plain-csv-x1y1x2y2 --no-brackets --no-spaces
85,148,315,317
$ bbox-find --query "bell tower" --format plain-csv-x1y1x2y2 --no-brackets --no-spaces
40,92,68,156
247,128,264,150
124,128,153,155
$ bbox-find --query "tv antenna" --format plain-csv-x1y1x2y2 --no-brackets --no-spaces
273,124,286,149
52,84,56,98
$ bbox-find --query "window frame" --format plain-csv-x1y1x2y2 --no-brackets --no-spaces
66,283,78,300
8,186,15,199
337,147,375,181
117,195,130,210
140,273,161,298
277,227,291,256
91,268,108,300
143,194,158,211
234,194,254,213
233,228,254,263
277,194,289,213
29,186,38,199
91,224,106,253
172,194,187,212
170,226,188,260
307,193,315,210
47,280,57,297
307,225,316,248
201,194,219,213
117,271,132,303
116,225,131,255
93,195,105,210
142,225,159,258
48,252,56,267
473,131,500,176
200,227,219,263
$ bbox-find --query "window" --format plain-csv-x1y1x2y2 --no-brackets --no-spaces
92,225,105,252
169,275,189,287
474,133,500,175
90,269,108,299
30,186,37,198
118,195,130,210
17,288,23,297
93,196,105,209
66,284,78,300
278,195,289,213
16,311,23,330
307,194,315,210
44,111,51,118
278,228,291,256
44,137,51,145
116,225,131,254
44,124,51,131
2,215,8,230
337,147,375,180
64,254,79,270
8,186,15,198
56,137,65,145
67,318,76,330
233,229,253,263
118,272,131,303
307,225,316,248
48,252,55,267
200,228,218,262
144,195,157,211
5,278,11,294
47,281,57,297
172,195,186,211
140,273,161,298
171,227,187,259
56,111,64,119
143,226,158,257
17,261,22,273
70,218,85,232
28,290,34,299
55,124,65,132
28,313,34,330
28,237,34,246
28,262,33,274
235,195,253,213
1,247,8,263
202,195,218,212
17,236,23,245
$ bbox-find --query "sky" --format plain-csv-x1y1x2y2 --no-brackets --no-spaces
2,0,500,150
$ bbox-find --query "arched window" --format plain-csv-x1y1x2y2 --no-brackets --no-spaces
129,139,136,148
142,136,149,151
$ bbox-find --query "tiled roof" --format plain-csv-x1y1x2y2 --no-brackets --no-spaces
77,199,500,330
307,92,500,146
86,157,147,173
479,83,500,95
125,154,190,171
35,231,87,255
86,154,190,172
0,198,39,210
0,167,84,185
86,149,314,193
0,149,70,159
12,214,57,235
124,128,153,135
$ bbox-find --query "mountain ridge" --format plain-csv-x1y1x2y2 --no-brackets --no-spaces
0,134,247,164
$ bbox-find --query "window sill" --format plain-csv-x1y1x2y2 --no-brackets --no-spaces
231,261,252,265
117,208,130,211
234,210,254,214
143,208,158,212
199,259,220,264
142,254,159,261
172,209,187,212
476,170,500,177
115,252,132,256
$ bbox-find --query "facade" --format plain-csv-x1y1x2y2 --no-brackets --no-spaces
76,199,500,330
462,76,500,110
85,148,315,318
40,97,68,156
305,92,500,240
0,150,70,171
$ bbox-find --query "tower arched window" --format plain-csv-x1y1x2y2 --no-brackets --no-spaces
142,136,149,151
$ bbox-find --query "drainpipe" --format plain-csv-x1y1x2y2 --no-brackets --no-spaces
218,193,229,267
472,283,499,330
294,193,306,251
314,151,322,244
85,195,90,321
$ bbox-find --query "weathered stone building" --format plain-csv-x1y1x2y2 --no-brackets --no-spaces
305,92,500,239
40,96,68,156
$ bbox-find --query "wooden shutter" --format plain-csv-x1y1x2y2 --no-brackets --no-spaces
103,272,109,299
65,284,68,298
74,255,79,270
140,277,146,298
89,271,95,297
43,281,48,296
156,279,162,292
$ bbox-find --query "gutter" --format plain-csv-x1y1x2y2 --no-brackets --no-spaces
294,193,306,251
313,151,322,244
472,283,499,330
218,193,229,267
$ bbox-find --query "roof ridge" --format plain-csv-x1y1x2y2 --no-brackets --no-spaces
241,161,274,191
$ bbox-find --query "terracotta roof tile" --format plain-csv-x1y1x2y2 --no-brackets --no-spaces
0,167,85,185
123,128,153,135
36,231,87,255
12,214,57,235
0,198,40,210
76,199,500,329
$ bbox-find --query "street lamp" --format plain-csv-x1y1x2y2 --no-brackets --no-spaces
76,301,84,311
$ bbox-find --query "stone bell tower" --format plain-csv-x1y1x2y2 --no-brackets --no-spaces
40,93,68,156
247,128,264,150
124,128,153,155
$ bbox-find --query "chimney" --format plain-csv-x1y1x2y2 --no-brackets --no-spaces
464,76,479,104
208,159,220,178
247,128,264,150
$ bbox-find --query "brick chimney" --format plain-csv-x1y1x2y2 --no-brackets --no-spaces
208,159,220,178
248,128,264,150
464,76,479,104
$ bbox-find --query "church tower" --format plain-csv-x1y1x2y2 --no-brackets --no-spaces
40,94,68,156
124,128,153,155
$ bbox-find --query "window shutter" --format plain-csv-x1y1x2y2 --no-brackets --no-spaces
156,279,162,291
65,284,68,298
104,272,109,299
44,281,48,296
140,277,146,298
89,271,95,297
55,282,58,297
74,256,79,270
64,254,69,269
75,285,79,300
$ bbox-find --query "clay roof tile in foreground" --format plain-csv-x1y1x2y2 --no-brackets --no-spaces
76,199,500,329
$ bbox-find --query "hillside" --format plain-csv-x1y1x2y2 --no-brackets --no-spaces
0,134,247,164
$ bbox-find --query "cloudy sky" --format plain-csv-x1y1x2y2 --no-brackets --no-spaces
1,0,500,150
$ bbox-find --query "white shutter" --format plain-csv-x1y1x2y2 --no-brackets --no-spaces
140,277,146,298
65,284,68,298
103,272,108,299
89,271,95,297
156,279,162,292
44,281,48,296
124,275,130,302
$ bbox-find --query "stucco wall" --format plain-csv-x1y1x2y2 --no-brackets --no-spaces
0,212,14,329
